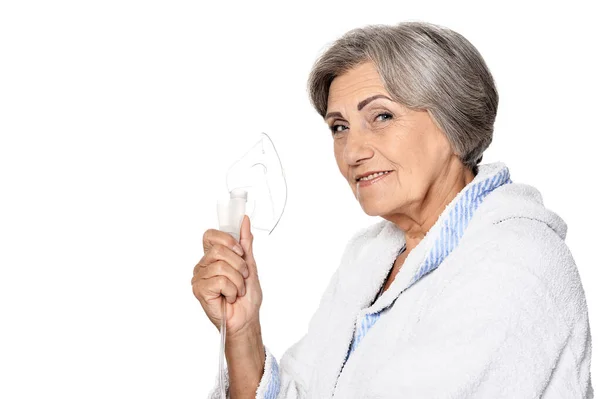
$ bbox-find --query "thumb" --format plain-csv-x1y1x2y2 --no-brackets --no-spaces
239,215,254,259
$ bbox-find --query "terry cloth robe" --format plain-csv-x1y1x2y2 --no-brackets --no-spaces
208,162,594,399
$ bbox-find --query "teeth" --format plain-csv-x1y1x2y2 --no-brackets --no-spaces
359,171,390,181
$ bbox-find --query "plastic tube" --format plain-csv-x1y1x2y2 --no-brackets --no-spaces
216,188,247,399
219,297,227,399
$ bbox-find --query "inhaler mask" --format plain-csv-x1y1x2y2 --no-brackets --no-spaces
214,132,287,398
217,132,287,239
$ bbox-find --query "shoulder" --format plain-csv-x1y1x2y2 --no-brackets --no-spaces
465,214,572,272
463,191,576,283
459,178,575,284
452,210,587,329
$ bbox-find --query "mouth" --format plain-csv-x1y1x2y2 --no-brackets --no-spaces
356,170,393,188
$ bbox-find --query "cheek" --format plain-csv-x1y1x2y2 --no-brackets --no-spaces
388,150,430,198
333,144,348,177
391,127,441,173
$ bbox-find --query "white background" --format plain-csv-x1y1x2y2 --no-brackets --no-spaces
0,0,597,397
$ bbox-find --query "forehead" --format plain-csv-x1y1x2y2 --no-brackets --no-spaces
327,62,388,108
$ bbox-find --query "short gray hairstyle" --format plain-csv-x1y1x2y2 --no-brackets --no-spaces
307,21,498,175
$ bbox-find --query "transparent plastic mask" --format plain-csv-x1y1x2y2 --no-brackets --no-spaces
223,132,287,235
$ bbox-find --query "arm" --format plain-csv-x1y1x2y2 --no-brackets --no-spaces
206,317,318,399
207,267,343,399
226,322,266,399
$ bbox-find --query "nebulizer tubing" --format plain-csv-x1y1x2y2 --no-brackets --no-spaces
215,133,287,399
216,189,247,398
219,297,226,398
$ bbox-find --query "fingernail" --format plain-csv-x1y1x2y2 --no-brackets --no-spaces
233,244,244,256
243,268,249,278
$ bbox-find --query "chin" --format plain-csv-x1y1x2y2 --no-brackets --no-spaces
359,203,386,217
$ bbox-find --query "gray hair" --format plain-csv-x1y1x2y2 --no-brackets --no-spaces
307,21,498,175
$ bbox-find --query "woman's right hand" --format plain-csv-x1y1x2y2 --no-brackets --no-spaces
191,215,263,338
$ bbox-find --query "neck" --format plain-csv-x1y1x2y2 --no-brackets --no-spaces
384,161,475,252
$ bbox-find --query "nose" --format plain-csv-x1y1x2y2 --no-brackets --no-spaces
343,128,374,166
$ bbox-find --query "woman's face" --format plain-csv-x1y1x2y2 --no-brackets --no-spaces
326,61,457,218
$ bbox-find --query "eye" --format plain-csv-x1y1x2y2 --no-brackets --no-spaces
329,124,348,135
375,112,393,122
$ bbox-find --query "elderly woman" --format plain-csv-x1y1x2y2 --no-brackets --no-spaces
193,22,593,398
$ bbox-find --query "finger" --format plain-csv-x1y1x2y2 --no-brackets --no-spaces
239,215,257,276
203,229,244,256
192,274,239,304
208,275,239,304
239,215,253,252
196,244,249,278
200,260,246,298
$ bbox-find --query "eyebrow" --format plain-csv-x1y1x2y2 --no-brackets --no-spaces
324,94,393,120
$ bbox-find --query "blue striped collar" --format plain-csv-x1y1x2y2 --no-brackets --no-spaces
408,164,512,287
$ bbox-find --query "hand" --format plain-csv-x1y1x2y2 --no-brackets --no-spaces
192,215,263,338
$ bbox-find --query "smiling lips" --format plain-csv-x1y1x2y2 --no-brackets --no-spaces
356,170,393,188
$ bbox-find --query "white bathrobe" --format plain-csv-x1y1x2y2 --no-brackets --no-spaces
209,162,594,398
